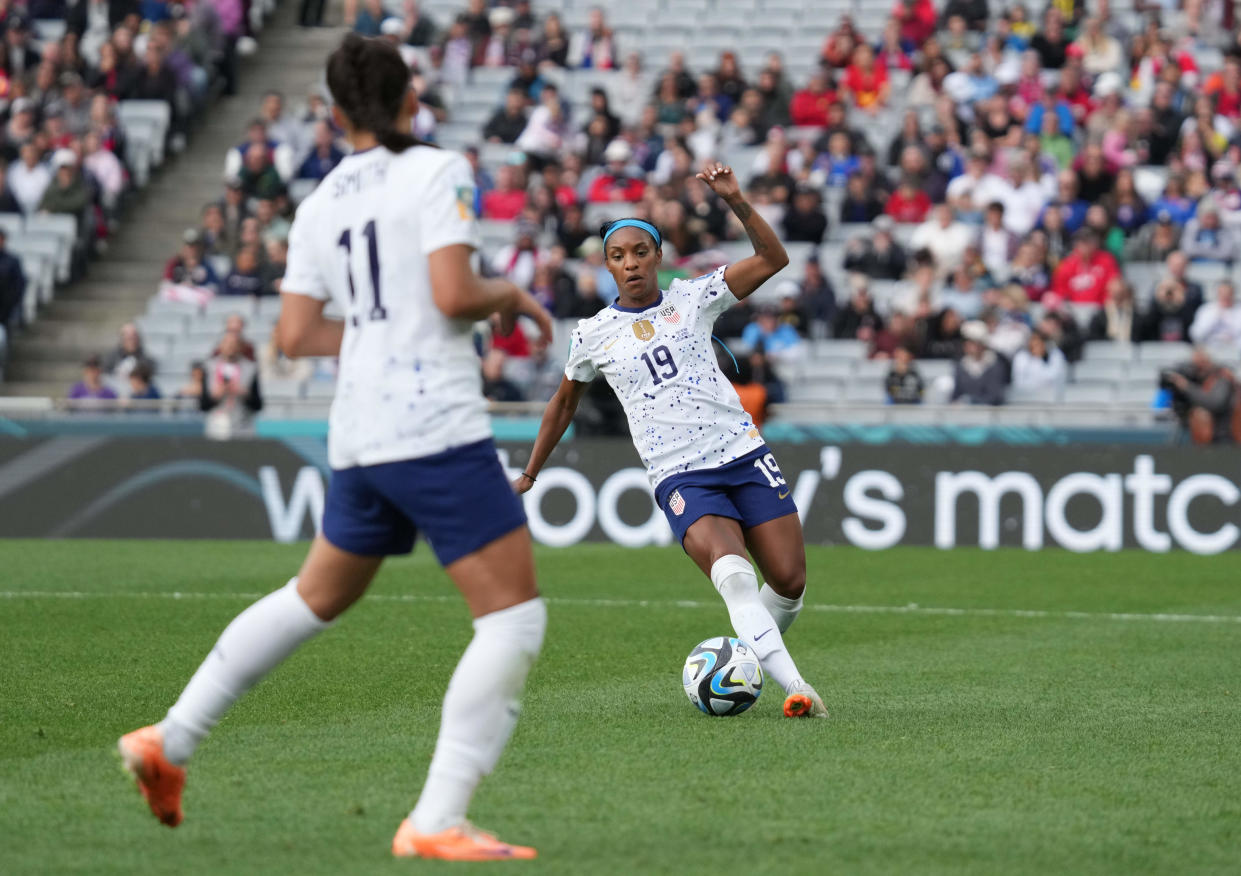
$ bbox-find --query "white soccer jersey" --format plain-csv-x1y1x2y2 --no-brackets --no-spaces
283,145,490,469
565,267,765,488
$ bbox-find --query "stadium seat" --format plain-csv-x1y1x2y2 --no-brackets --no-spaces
0,212,23,238
263,378,305,401
1063,383,1118,405
1137,342,1193,366
1082,340,1135,362
855,359,890,379
785,379,842,403
1117,384,1158,405
1073,359,1128,382
802,359,855,380
304,380,337,400
812,338,866,360
842,380,886,404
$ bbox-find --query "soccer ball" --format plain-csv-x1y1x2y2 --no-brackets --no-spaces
682,636,764,716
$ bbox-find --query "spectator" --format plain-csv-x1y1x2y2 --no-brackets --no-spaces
176,361,207,402
238,144,285,201
1042,169,1089,235
222,245,266,297
1163,250,1205,310
352,0,388,37
68,354,118,404
295,121,344,181
202,330,263,432
781,183,827,244
885,346,924,404
1136,277,1198,343
799,255,837,328
951,321,1007,405
741,308,802,356
0,162,20,214
833,281,884,341
1181,202,1240,263
482,163,527,220
1052,228,1119,305
789,71,836,128
38,149,90,219
1010,330,1068,401
841,44,889,113
103,322,157,380
82,130,125,211
490,222,540,289
1189,281,1241,350
727,356,769,427
839,172,886,223
586,140,645,203
1125,211,1181,263
1088,277,1138,342
922,307,964,359
978,201,1018,282
0,230,27,327
483,88,529,144
9,141,51,216
567,7,615,70
844,217,907,280
515,83,567,160
911,203,974,279
884,175,932,224
1161,349,1238,444
125,362,161,403
1029,8,1068,69
162,228,219,304
893,0,937,49
481,348,524,402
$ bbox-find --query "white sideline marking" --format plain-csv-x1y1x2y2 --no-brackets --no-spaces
2,590,1240,625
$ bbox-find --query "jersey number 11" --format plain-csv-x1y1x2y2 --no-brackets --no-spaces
338,220,388,325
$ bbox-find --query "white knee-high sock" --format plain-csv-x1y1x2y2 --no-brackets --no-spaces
759,583,804,634
411,597,546,834
710,556,805,694
160,578,333,765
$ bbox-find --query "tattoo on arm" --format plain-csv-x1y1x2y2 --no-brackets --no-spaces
728,197,768,254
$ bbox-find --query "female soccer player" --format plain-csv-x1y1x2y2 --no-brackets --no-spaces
118,35,554,861
515,164,828,719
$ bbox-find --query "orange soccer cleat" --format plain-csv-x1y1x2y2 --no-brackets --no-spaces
392,818,537,861
117,725,186,827
783,682,830,718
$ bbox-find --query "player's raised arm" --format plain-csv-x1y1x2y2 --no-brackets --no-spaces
696,163,789,300
513,376,591,494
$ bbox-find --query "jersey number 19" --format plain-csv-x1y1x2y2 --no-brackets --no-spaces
641,345,678,385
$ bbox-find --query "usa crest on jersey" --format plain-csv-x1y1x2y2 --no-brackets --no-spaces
669,489,686,516
659,303,681,325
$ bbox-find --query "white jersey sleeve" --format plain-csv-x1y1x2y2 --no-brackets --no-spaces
283,204,330,301
564,324,599,383
419,153,481,255
674,265,739,325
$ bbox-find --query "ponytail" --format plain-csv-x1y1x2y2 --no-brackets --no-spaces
326,33,433,154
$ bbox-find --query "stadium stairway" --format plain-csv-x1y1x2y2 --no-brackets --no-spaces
1,5,345,397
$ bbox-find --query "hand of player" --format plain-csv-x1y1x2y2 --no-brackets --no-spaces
512,473,535,495
499,286,554,344
696,163,741,201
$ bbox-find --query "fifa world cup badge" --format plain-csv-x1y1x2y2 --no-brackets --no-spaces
632,319,656,341
455,186,474,220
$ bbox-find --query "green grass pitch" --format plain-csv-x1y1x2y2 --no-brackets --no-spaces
1,541,1239,875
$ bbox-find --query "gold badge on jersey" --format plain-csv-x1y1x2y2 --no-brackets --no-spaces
632,319,655,341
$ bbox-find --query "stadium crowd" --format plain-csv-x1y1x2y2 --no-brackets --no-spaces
0,0,275,379
36,0,1241,442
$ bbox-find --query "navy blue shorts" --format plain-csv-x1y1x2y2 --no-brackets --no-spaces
653,445,798,545
322,438,527,566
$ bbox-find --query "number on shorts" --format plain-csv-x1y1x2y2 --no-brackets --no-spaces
753,453,786,488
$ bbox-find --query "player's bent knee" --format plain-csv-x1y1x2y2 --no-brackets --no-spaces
769,566,806,600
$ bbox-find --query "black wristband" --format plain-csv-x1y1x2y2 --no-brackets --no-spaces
520,471,537,482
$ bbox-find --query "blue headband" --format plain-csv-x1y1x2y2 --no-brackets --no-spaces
603,219,661,248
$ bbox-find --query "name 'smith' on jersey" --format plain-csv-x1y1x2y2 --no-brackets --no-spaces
282,146,490,470
565,266,766,488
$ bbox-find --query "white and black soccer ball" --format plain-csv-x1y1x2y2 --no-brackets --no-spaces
682,636,764,716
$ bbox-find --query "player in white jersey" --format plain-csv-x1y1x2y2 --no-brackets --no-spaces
516,164,828,719
117,35,554,861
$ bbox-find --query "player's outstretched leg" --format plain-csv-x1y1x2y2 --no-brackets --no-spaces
118,539,381,827
393,528,545,861
744,515,827,718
